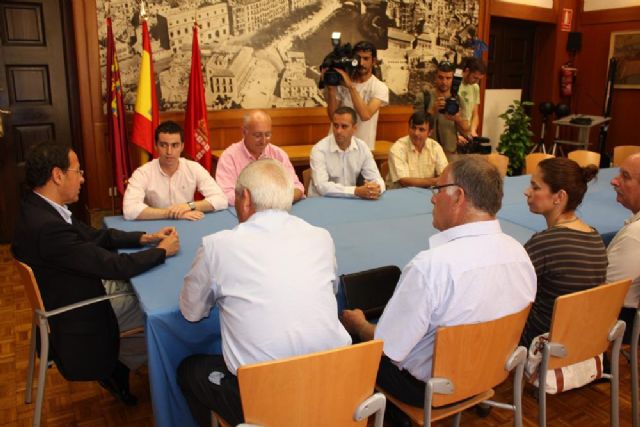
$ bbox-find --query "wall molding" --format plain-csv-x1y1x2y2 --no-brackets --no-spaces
490,0,556,22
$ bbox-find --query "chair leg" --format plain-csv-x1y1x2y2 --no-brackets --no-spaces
611,332,624,427
33,319,49,427
512,354,525,427
632,310,640,427
25,321,37,404
450,412,461,427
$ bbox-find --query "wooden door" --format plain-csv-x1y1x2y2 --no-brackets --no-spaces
0,0,79,242
487,17,536,101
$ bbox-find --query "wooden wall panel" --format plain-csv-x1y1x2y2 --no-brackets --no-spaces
574,7,639,153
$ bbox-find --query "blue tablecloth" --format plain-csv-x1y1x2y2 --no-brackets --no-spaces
104,168,626,427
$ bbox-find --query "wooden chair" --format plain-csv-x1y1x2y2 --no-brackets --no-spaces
568,149,601,168
524,153,554,174
15,260,140,427
379,160,389,183
378,305,531,427
613,145,640,167
302,168,312,195
629,309,640,427
535,279,631,427
484,153,509,177
214,340,386,427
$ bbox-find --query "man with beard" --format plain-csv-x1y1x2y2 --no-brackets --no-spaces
324,40,389,150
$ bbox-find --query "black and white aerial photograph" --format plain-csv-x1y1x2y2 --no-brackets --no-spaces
98,0,480,110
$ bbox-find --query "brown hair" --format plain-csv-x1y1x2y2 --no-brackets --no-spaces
538,157,598,211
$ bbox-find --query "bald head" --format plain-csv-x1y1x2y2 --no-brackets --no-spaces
242,110,272,158
612,153,640,214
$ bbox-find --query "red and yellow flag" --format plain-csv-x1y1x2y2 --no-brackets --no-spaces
105,17,131,195
184,24,211,172
131,19,158,156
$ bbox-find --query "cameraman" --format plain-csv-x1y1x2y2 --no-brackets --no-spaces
324,41,389,150
414,61,470,158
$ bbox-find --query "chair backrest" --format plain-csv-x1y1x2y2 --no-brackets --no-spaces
613,145,640,167
547,279,631,369
484,153,509,177
237,340,383,427
302,168,311,195
525,153,554,174
431,305,531,407
379,161,389,182
15,260,45,315
568,150,601,168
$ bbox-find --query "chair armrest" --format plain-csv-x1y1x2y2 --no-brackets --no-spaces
609,320,626,342
38,292,134,319
354,392,386,420
505,346,527,372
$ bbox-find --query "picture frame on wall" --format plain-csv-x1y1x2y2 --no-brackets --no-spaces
609,30,640,89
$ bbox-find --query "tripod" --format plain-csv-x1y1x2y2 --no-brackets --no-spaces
530,102,554,154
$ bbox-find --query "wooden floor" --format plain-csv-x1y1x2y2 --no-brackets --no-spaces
0,242,635,426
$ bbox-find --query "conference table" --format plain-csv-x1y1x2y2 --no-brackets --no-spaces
104,167,626,427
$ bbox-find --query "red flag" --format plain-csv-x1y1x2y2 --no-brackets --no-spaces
105,17,131,195
131,19,158,155
184,24,211,172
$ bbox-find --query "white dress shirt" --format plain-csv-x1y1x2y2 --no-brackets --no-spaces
179,209,352,375
309,134,385,198
375,220,536,382
607,211,640,308
123,158,228,220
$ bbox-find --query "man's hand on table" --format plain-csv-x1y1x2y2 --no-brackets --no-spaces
354,181,382,200
140,227,180,257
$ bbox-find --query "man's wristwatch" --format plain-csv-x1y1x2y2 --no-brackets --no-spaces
188,201,196,211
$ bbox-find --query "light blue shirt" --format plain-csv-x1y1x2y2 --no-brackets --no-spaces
34,191,73,225
375,219,536,381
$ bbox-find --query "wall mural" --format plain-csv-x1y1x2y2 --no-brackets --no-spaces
97,0,479,110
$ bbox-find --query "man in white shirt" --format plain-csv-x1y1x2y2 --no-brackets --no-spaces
177,159,351,427
123,121,228,221
387,111,448,189
607,153,640,343
341,155,536,410
309,106,385,199
324,41,389,150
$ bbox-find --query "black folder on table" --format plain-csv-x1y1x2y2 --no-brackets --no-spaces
341,265,401,320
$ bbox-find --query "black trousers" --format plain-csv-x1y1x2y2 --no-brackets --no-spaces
619,306,637,345
376,356,425,408
177,354,244,427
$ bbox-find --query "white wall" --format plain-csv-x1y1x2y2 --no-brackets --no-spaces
495,0,553,9
584,0,639,11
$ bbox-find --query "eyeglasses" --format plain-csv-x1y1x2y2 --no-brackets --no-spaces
65,168,84,176
157,142,183,150
428,183,460,195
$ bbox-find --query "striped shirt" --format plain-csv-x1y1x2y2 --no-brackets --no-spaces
520,226,607,346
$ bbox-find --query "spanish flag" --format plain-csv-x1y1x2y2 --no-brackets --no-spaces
131,19,158,156
184,24,211,172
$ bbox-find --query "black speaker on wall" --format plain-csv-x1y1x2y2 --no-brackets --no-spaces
567,32,582,54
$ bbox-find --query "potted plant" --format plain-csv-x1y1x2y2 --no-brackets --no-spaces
497,100,534,176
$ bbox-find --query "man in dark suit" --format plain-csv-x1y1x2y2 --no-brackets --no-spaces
12,142,180,405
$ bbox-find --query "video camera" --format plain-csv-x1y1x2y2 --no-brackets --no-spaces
319,32,360,89
438,61,464,116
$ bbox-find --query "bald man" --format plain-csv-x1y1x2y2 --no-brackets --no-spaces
214,110,304,205
607,153,640,343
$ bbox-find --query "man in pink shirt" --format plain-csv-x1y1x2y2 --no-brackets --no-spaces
215,110,304,205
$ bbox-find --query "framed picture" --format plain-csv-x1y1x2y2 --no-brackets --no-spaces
609,30,640,89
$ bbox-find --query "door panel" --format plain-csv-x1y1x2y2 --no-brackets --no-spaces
487,17,536,101
0,0,73,242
